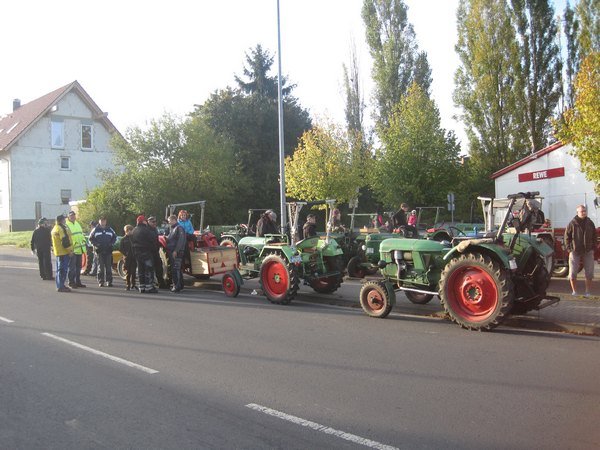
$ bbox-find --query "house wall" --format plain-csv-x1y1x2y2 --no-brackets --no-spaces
495,144,598,228
3,92,115,232
0,153,12,231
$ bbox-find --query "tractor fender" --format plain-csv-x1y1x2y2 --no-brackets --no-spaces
261,244,297,261
318,238,344,257
443,242,512,270
384,281,397,307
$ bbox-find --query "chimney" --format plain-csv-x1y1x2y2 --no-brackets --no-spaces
12,99,21,111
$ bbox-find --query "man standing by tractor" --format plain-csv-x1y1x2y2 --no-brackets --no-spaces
565,204,597,297
257,210,278,237
66,211,86,289
89,216,117,287
31,218,53,280
51,214,74,292
148,216,168,289
131,215,158,294
166,215,186,293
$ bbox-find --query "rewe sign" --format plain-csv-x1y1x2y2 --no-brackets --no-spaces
518,167,565,182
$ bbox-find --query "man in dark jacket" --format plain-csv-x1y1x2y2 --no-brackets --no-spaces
31,218,53,280
303,214,317,239
166,215,186,293
131,215,158,294
565,204,597,297
257,210,278,237
148,216,167,289
89,216,117,287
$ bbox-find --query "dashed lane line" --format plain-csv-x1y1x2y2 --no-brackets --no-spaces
0,316,15,323
41,332,159,374
245,403,398,450
0,265,37,270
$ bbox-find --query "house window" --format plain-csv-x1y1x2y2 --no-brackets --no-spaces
60,189,71,205
60,156,70,170
81,123,93,150
51,120,64,148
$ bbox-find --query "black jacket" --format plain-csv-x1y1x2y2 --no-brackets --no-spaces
89,225,117,254
303,222,317,239
119,235,135,259
131,223,157,256
257,217,278,237
565,216,597,253
392,209,407,228
31,227,52,252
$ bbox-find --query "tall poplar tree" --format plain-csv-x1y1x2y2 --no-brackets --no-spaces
362,0,432,127
511,0,562,152
576,0,600,57
454,0,528,177
342,40,365,136
563,3,580,107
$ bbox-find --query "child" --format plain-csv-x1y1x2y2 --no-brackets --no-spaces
119,224,137,290
408,210,417,227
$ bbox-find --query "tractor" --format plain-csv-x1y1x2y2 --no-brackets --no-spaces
208,209,269,248
359,191,559,331
225,200,344,304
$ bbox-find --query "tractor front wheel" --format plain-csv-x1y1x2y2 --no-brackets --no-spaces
222,270,241,297
259,253,299,305
405,291,434,305
310,256,344,294
117,258,126,280
439,253,514,331
346,256,366,278
359,281,393,318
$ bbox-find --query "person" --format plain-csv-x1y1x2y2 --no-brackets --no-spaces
303,214,317,239
148,216,167,288
89,216,117,287
565,204,597,297
392,203,409,229
119,224,137,291
31,218,53,280
408,210,417,227
178,210,195,267
373,208,386,229
66,211,86,289
257,210,278,237
166,214,186,293
328,208,346,233
131,215,158,294
51,214,74,292
83,220,98,276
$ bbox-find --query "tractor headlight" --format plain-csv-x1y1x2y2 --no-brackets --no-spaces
509,257,518,271
361,244,367,251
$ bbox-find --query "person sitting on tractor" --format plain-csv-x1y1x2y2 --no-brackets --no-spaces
392,203,417,237
257,210,278,237
177,209,195,266
303,214,317,239
327,208,346,233
408,210,417,227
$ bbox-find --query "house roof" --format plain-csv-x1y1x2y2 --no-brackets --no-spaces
0,80,117,152
490,141,565,179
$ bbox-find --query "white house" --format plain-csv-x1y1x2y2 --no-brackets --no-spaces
492,142,599,228
0,81,119,231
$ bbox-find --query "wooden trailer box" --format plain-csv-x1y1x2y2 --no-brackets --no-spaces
190,246,238,276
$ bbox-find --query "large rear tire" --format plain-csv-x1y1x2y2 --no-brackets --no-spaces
359,281,393,318
511,258,549,315
222,270,241,297
551,265,569,278
310,255,344,294
259,253,299,305
439,253,514,331
346,255,366,278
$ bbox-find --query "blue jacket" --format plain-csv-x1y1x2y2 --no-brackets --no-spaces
89,225,117,254
178,219,194,235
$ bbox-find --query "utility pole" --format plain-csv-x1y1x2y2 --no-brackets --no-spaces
276,0,287,230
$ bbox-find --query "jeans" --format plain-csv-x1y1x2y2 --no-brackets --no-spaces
37,249,52,279
97,252,113,284
169,254,183,290
68,253,83,285
56,254,70,289
136,253,154,290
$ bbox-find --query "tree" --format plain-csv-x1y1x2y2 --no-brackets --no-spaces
563,2,580,107
79,114,241,232
285,121,369,203
342,39,365,136
454,0,528,180
556,52,600,188
362,0,432,126
511,0,562,152
576,0,600,57
234,44,294,98
370,83,461,208
194,45,312,211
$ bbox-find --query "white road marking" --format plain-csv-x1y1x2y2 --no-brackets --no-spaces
0,265,37,270
0,316,15,323
41,332,158,374
245,403,398,450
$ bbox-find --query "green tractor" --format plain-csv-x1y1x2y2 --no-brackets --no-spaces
359,191,559,331
228,200,345,304
207,209,269,248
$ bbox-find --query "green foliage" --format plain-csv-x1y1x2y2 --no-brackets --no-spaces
564,3,580,107
557,52,600,189
362,0,432,127
576,0,600,57
454,0,529,175
285,121,370,203
79,113,241,232
0,231,33,248
342,40,365,136
369,83,461,209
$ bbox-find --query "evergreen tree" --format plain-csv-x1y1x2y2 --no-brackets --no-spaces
563,2,580,107
234,44,294,98
362,0,432,127
576,0,600,57
511,0,562,152
342,39,365,136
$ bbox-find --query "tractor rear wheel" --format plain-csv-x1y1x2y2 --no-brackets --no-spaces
551,265,569,277
220,237,237,248
259,253,299,305
310,255,344,294
511,258,549,315
346,256,366,278
117,258,126,280
439,252,514,331
359,281,393,318
405,291,434,305
222,270,241,297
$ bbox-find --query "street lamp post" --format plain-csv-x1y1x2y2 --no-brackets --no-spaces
276,0,287,231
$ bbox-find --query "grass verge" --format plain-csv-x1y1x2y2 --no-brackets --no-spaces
0,231,33,248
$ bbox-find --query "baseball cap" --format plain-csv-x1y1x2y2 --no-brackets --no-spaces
136,215,146,224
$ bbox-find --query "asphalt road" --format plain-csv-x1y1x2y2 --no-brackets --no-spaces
1,247,600,449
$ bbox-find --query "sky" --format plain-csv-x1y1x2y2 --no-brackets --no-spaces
0,0,568,152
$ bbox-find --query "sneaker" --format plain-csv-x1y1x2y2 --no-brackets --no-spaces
146,287,158,294
571,291,579,296
57,287,71,293
170,287,182,293
107,282,113,287
99,283,104,287
68,283,78,289
139,288,146,293
584,292,591,298
89,272,97,277
125,286,131,291
76,283,86,288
